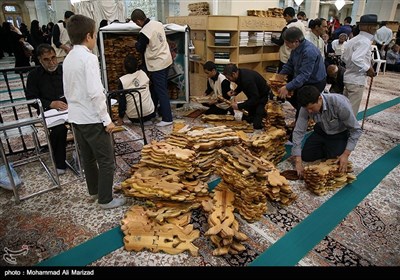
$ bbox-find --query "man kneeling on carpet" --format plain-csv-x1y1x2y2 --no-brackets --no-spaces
202,61,234,115
292,85,362,178
116,54,156,126
223,63,270,129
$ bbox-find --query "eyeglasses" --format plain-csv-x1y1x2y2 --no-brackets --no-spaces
41,56,57,63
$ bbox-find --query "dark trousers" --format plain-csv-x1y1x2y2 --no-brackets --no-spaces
128,112,156,124
242,98,268,129
72,123,115,204
204,104,234,115
150,67,173,122
50,124,68,169
301,123,349,162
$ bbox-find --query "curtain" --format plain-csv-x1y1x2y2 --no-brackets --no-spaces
73,0,125,55
74,0,125,25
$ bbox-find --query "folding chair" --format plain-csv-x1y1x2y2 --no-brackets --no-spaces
0,99,60,204
107,87,147,144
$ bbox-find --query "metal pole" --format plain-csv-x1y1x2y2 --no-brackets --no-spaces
361,76,373,129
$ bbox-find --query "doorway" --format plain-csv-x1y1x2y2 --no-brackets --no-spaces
2,3,23,27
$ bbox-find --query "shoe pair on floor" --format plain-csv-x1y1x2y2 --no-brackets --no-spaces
90,195,126,209
132,120,172,127
155,120,173,127
57,168,66,175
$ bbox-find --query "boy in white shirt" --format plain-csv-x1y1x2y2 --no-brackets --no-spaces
63,14,126,209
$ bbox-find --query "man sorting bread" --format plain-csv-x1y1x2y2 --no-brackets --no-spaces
292,86,362,178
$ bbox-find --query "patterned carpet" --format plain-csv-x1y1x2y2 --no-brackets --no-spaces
0,55,399,267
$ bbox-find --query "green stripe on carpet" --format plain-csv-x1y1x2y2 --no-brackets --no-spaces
0,76,21,81
208,177,221,191
250,144,400,266
356,97,400,120
0,88,24,94
0,97,26,104
36,227,125,266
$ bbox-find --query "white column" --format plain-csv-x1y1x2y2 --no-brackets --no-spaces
285,0,294,8
319,3,330,20
305,0,320,20
25,0,37,22
361,0,400,21
34,0,50,26
51,0,73,22
351,0,366,24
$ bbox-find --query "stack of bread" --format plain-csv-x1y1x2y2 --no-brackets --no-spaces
265,169,297,205
165,125,240,180
237,127,287,165
122,205,200,256
264,100,286,130
201,114,254,133
202,189,248,256
303,159,356,196
188,2,210,15
267,73,291,98
103,36,141,91
214,145,296,221
120,166,209,202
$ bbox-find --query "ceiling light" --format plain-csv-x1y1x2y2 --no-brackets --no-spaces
294,0,304,6
335,0,346,11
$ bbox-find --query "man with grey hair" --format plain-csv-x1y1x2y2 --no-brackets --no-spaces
331,33,348,56
26,44,68,175
277,27,326,120
342,14,379,116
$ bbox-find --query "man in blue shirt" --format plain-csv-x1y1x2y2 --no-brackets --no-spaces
292,86,362,178
278,27,327,120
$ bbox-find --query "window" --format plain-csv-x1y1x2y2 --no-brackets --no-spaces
4,5,17,12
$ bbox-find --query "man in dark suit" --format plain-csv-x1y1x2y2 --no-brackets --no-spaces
223,63,270,129
26,44,68,175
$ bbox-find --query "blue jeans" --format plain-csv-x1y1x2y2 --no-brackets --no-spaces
150,67,172,122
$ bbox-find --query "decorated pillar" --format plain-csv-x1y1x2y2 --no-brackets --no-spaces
305,0,320,20
24,0,37,22
351,0,366,23
319,2,330,20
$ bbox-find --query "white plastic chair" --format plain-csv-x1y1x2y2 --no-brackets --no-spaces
371,45,387,76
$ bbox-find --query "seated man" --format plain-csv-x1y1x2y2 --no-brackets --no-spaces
116,54,155,126
386,44,400,72
202,61,234,115
292,86,362,177
326,64,345,93
331,33,348,56
223,63,270,129
26,44,68,175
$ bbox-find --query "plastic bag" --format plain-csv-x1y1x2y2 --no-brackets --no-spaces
0,163,22,190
